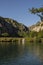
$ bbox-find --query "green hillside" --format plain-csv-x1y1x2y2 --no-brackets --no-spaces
0,16,29,37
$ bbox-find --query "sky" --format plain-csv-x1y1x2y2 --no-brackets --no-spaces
0,0,43,26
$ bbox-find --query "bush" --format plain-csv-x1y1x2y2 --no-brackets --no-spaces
2,33,9,37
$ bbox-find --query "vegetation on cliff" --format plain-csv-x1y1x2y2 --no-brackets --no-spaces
28,6,43,40
0,16,29,37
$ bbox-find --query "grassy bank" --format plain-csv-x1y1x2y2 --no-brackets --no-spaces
0,37,23,42
0,37,43,43
25,37,43,43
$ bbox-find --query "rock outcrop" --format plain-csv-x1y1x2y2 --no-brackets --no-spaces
0,16,29,37
29,21,43,32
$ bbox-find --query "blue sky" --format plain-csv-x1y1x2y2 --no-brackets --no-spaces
0,0,43,26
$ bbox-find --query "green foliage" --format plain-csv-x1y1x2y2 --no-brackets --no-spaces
2,33,9,37
0,16,29,37
18,30,29,37
37,30,43,38
29,31,37,37
29,7,43,14
29,30,43,38
29,7,43,21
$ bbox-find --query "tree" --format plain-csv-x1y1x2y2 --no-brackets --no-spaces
29,7,43,21
29,31,37,37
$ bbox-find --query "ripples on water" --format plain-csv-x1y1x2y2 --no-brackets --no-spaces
0,41,43,65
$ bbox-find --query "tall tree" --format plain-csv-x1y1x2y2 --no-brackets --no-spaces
29,7,43,21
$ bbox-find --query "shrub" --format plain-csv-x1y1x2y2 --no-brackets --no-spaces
2,33,9,37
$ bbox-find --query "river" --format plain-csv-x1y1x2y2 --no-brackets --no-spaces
0,42,43,65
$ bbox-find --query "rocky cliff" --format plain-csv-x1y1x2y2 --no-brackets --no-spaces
29,21,43,32
0,16,29,37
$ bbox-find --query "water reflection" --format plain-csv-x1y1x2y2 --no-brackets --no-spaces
0,42,43,65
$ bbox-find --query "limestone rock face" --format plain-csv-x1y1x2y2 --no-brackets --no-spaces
29,21,43,32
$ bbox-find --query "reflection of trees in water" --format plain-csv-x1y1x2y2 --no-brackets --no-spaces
0,42,43,62
35,44,43,61
0,42,25,59
28,43,43,62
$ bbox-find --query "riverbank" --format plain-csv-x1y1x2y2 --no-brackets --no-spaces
0,37,43,43
0,37,24,42
25,37,43,43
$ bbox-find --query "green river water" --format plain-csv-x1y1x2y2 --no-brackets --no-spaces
0,41,43,65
